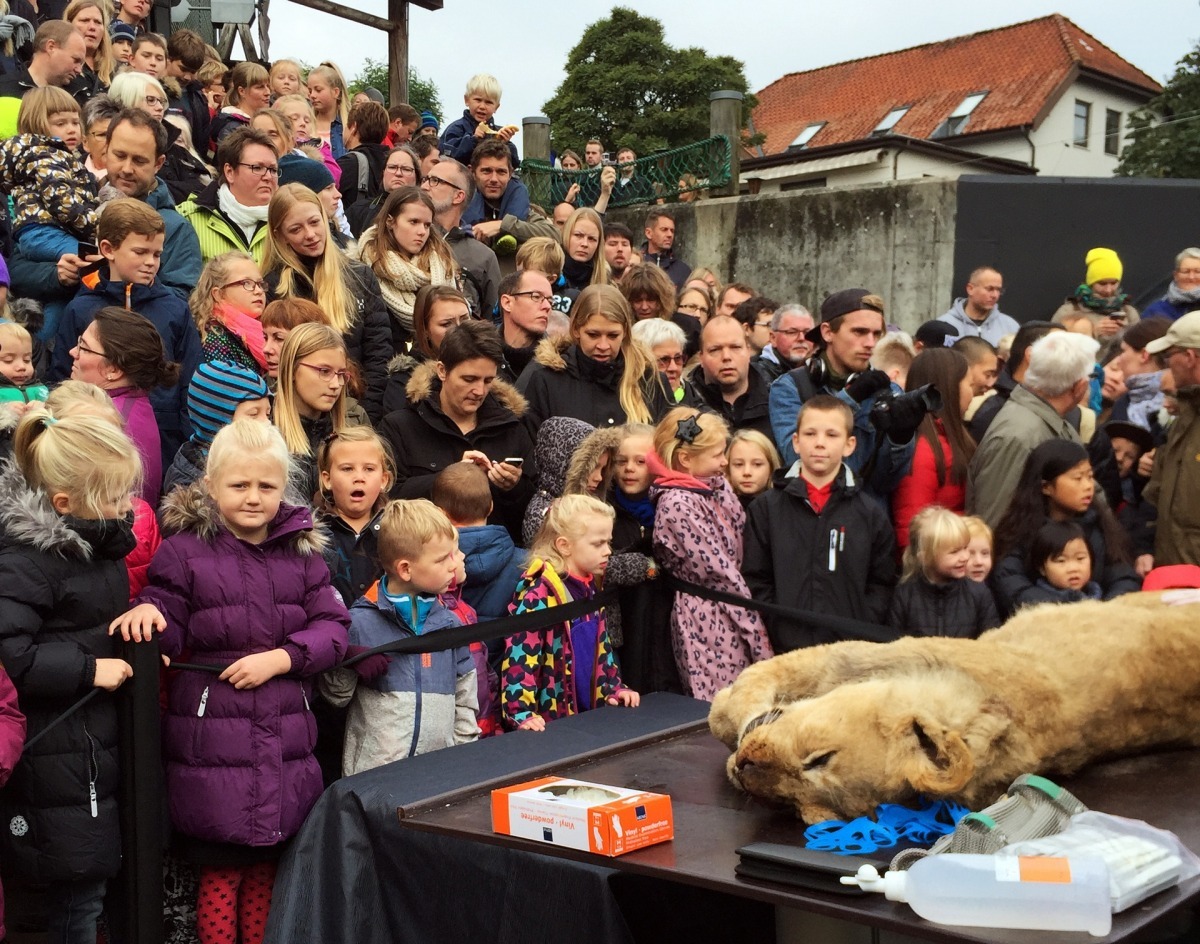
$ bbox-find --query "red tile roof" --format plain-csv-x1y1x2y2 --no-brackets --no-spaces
752,14,1162,157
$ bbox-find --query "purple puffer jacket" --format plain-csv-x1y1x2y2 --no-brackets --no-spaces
109,387,163,506
139,483,349,848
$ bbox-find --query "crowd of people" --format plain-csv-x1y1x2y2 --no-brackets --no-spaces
0,18,1195,943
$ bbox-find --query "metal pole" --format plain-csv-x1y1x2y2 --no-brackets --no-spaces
709,90,744,198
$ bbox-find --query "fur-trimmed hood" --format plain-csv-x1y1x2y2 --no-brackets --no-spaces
532,334,572,372
404,360,528,417
531,417,622,497
0,459,133,560
158,479,326,554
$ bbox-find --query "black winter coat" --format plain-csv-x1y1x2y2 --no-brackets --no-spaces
516,336,673,429
379,363,537,542
888,576,1000,639
692,366,775,441
0,465,136,883
992,507,1141,617
743,467,897,652
265,259,392,422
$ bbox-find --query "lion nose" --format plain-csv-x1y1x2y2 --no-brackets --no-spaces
734,757,756,774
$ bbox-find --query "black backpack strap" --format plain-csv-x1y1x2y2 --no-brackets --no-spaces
787,366,819,402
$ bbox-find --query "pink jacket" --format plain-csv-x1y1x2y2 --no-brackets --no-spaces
0,667,27,939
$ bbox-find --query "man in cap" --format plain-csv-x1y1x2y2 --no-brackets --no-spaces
1143,312,1200,566
768,288,918,495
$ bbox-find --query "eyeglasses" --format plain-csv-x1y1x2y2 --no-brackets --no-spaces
75,335,107,358
677,302,709,314
297,362,349,384
237,162,279,178
385,163,416,176
774,327,809,338
754,320,773,329
656,353,685,367
509,290,551,305
144,95,168,107
423,173,461,191
220,278,267,293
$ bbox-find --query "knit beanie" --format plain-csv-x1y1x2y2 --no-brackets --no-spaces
420,111,439,132
1085,248,1123,286
187,360,270,447
110,21,136,43
278,152,335,195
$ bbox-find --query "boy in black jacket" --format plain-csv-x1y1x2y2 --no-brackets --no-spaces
743,394,896,652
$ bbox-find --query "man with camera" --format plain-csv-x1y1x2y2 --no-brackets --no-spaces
768,288,922,497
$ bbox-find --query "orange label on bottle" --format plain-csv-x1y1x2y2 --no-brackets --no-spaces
1017,856,1072,883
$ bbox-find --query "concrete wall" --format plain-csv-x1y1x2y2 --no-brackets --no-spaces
611,178,959,334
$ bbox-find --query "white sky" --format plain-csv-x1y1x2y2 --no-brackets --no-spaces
259,0,1195,129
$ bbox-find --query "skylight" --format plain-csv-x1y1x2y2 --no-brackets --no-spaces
932,92,988,138
789,122,825,149
871,106,910,136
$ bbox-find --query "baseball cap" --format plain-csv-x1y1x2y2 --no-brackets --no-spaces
1144,310,1200,355
806,288,884,344
915,320,959,348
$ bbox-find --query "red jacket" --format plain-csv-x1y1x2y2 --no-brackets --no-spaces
892,420,966,548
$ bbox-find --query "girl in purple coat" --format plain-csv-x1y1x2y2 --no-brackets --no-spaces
115,420,349,944
651,408,773,701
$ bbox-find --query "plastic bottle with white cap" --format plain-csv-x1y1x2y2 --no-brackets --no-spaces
841,853,1112,936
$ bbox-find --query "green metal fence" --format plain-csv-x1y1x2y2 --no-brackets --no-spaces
520,135,732,209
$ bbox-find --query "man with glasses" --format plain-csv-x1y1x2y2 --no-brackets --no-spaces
336,101,390,211
1143,312,1200,566
424,157,500,318
752,303,814,384
939,266,1018,345
496,269,551,383
179,127,278,264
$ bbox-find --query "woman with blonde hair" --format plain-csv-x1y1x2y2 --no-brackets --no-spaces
64,0,114,91
190,250,268,373
517,283,671,428
560,206,609,297
354,185,458,354
262,182,391,420
305,61,349,158
210,61,272,147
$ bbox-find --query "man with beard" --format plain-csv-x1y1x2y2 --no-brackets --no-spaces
462,138,557,249
752,303,814,383
422,156,500,318
603,222,635,283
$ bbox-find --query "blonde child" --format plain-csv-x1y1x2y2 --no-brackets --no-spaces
269,58,303,100
115,420,349,944
889,506,1000,638
964,515,994,583
306,62,349,157
0,87,103,340
315,426,395,606
0,410,142,942
501,494,639,731
440,72,518,166
320,499,479,773
44,380,163,598
515,236,565,286
0,321,49,414
726,428,780,508
652,408,772,700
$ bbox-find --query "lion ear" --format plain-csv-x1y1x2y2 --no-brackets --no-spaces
901,714,975,797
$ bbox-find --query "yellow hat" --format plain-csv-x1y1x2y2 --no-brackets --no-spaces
1085,247,1123,286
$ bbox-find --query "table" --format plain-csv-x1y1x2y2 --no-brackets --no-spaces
264,693,1200,944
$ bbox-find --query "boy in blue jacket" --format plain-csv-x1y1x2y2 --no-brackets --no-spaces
320,500,479,776
439,73,519,167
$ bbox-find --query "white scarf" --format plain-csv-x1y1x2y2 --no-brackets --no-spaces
217,184,269,244
355,224,454,338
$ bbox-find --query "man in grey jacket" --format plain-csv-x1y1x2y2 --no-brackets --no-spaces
939,266,1020,346
967,331,1099,526
424,156,501,317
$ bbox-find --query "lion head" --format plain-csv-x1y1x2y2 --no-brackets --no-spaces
725,671,1017,822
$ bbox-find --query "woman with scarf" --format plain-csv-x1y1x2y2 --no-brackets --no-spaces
1109,317,1172,440
190,251,268,375
1143,248,1200,322
353,186,459,355
556,206,610,315
1053,247,1140,340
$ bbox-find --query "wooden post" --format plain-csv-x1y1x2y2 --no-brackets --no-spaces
388,0,408,105
523,115,550,163
709,90,744,198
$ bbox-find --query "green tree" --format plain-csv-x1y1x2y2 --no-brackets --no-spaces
543,7,757,156
1117,44,1200,178
347,58,443,120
